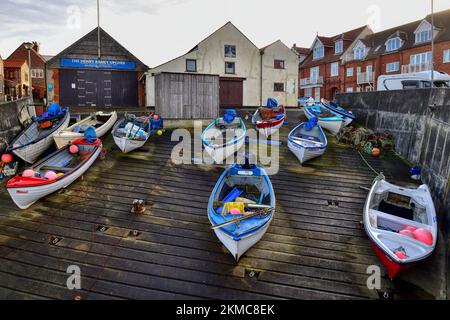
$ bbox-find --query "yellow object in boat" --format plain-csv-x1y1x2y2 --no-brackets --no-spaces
222,202,245,215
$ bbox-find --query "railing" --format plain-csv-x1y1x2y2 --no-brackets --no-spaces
401,62,432,74
357,72,374,84
300,76,324,88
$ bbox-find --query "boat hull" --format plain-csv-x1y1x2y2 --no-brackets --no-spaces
113,135,147,154
370,240,412,279
203,137,245,163
54,112,117,149
213,218,272,261
256,120,284,138
13,113,71,163
7,145,101,209
288,140,325,164
303,108,344,135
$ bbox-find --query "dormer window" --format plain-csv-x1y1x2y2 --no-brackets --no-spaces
313,45,324,60
354,47,366,60
335,40,343,54
386,37,402,52
414,20,435,44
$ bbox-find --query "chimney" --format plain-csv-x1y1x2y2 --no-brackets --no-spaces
32,41,39,53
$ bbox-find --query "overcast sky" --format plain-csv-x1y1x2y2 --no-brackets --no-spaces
1,0,448,67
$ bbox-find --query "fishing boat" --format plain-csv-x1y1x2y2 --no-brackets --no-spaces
364,174,438,279
112,113,163,154
7,128,102,210
252,99,286,137
303,103,346,135
202,109,246,163
8,104,70,163
208,158,275,261
321,99,355,125
288,117,327,164
54,111,117,148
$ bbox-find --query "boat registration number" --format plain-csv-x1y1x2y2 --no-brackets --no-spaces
237,171,254,176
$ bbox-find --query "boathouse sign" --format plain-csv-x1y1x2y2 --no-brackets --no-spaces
60,58,136,70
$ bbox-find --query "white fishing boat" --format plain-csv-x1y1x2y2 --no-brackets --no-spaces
208,160,275,261
364,175,438,279
288,118,328,164
8,106,70,164
54,111,117,148
303,103,345,135
202,110,246,164
112,113,163,154
7,129,102,210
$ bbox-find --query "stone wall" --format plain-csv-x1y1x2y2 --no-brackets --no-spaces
0,97,33,153
336,89,450,233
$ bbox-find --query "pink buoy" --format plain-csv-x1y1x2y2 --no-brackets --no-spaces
1,154,13,164
399,230,415,239
22,169,36,178
404,226,418,233
395,251,407,260
153,114,159,120
229,208,241,215
69,145,79,154
413,228,433,246
44,171,58,181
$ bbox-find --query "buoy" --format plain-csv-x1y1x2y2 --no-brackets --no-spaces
22,169,36,178
157,130,163,136
1,154,13,164
44,171,58,181
57,172,64,177
153,114,159,120
395,251,407,260
229,208,241,215
372,148,381,157
413,228,433,246
404,226,418,233
399,230,415,239
69,145,79,154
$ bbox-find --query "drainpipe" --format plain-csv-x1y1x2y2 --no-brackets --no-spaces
260,50,264,107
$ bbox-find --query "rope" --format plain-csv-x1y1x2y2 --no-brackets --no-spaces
358,151,381,176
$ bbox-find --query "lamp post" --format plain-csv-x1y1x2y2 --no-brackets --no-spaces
431,0,435,83
24,42,33,99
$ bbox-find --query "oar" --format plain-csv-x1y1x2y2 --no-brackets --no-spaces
290,136,323,146
211,207,274,230
212,202,272,210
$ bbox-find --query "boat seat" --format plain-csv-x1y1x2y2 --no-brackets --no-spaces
295,134,320,143
41,166,75,172
378,200,414,221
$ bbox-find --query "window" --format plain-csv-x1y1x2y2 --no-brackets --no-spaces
310,66,319,80
31,69,44,78
274,59,285,69
410,51,432,66
335,40,343,54
346,87,354,93
313,45,324,60
386,37,402,52
444,49,450,63
354,47,366,60
225,62,235,74
274,83,285,92
224,45,236,58
415,30,432,44
356,66,361,74
304,87,312,98
386,62,400,73
347,67,354,77
186,59,197,72
330,62,339,77
314,88,321,101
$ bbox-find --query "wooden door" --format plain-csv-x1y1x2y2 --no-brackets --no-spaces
219,78,243,108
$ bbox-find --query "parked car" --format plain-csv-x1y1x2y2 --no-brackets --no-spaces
377,71,450,91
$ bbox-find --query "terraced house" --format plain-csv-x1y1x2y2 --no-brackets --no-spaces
341,8,450,92
147,22,300,108
298,26,372,101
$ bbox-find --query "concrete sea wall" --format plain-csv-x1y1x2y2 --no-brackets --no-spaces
336,88,450,234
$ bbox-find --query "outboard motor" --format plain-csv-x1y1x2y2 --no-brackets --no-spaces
84,127,97,143
223,109,237,124
267,98,278,109
241,152,257,170
305,116,318,131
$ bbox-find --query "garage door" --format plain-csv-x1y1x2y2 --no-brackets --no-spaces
60,69,138,107
219,78,244,108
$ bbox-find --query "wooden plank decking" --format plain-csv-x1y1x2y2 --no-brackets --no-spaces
0,113,415,300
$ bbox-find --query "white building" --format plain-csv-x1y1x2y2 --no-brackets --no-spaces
146,22,299,108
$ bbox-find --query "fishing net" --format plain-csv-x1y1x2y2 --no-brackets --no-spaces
336,126,395,153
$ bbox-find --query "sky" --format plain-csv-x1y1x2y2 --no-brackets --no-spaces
1,0,449,68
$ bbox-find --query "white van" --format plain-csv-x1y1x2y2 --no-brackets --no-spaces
377,71,450,91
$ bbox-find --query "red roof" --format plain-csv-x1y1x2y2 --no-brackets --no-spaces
4,59,27,68
293,46,310,55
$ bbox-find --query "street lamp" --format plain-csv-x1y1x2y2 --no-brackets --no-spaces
24,42,33,99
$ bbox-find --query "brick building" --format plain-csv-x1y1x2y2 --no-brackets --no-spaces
0,55,4,102
298,26,372,101
7,42,49,100
341,8,450,92
291,45,310,64
3,59,30,100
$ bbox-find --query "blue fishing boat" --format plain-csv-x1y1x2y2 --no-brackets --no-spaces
303,103,346,135
208,158,275,261
321,99,355,123
288,117,328,164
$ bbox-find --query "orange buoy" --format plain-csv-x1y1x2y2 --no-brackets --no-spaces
1,154,13,164
69,145,79,154
372,148,381,157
